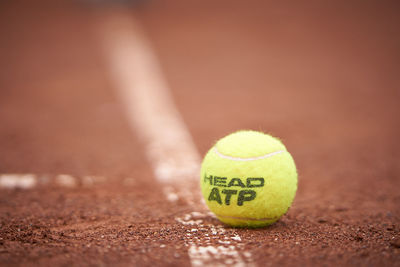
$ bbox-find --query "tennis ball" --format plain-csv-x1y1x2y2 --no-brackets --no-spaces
200,130,297,227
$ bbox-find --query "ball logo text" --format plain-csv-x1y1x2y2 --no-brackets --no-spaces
203,174,264,206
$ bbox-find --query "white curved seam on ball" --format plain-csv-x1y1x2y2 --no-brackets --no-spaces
213,147,286,161
216,214,277,221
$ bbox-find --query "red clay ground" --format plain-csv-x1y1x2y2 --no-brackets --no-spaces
1,0,399,266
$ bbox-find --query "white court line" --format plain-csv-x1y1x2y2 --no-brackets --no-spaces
100,11,251,267
177,212,252,267
100,13,199,184
0,174,107,189
0,174,37,189
55,174,77,188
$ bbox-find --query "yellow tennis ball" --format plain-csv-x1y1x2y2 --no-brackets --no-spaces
200,130,298,227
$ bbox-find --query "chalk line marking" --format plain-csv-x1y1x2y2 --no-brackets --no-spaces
100,12,199,184
55,174,77,188
100,10,251,267
214,147,285,161
0,174,37,189
0,173,108,189
177,212,254,267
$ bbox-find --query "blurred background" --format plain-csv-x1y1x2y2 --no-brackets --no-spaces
1,0,399,175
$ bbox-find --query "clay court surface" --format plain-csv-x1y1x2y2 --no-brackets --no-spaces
1,0,399,266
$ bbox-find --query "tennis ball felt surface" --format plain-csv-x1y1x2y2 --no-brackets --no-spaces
200,130,297,227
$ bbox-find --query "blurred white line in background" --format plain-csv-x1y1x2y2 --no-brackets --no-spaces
0,174,37,189
55,174,77,188
101,11,200,184
100,10,250,267
0,174,109,189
